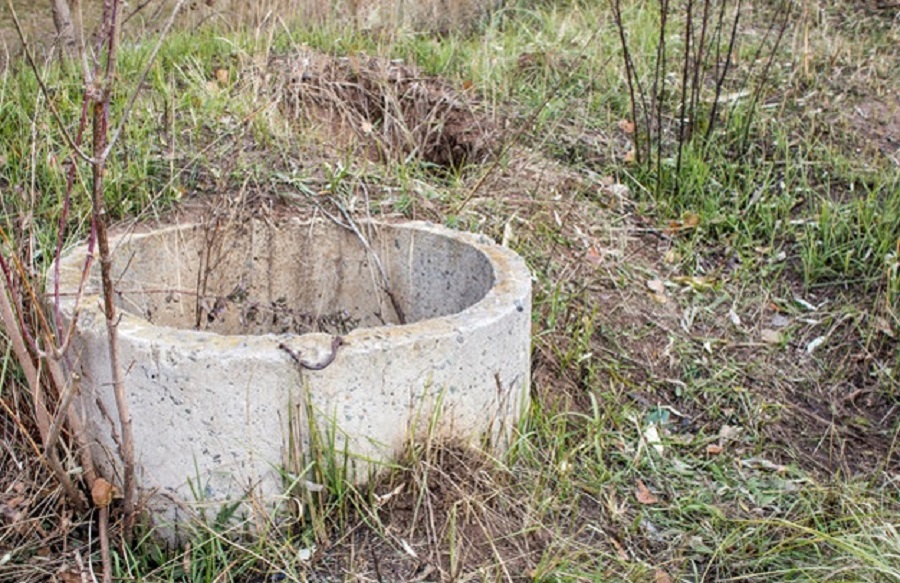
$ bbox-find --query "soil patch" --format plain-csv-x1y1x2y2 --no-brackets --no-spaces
272,51,499,169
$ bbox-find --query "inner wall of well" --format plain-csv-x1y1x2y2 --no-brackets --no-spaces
107,220,494,335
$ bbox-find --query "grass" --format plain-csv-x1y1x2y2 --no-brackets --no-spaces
1,0,899,581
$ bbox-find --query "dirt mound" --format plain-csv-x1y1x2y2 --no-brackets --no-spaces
274,51,498,169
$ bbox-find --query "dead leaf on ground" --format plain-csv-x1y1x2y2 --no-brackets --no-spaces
609,536,629,561
635,480,659,505
91,478,114,508
214,67,229,86
668,212,701,233
719,424,742,441
707,444,724,455
646,279,666,294
874,316,894,338
623,149,636,164
57,569,81,583
671,275,715,291
651,293,668,304
760,328,782,344
586,246,604,266
655,569,674,583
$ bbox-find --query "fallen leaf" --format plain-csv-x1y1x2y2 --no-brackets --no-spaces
806,335,826,353
671,275,715,291
374,484,404,505
57,568,81,583
214,67,229,86
644,423,664,455
461,79,474,91
609,536,629,561
618,119,635,134
297,545,315,562
682,212,700,228
874,316,894,338
651,293,668,304
718,424,742,441
623,149,636,164
706,444,724,455
635,480,659,505
586,246,604,266
655,569,674,583
760,328,781,344
646,279,666,294
740,458,787,473
728,309,742,328
401,539,418,558
771,314,791,328
91,478,114,508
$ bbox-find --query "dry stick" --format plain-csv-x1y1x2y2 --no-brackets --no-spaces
610,0,644,165
98,507,111,583
49,0,78,60
44,354,98,486
0,239,95,510
723,0,779,142
0,254,48,436
7,0,95,356
705,0,740,143
674,0,695,197
688,0,713,139
0,398,43,457
91,96,137,537
652,0,670,197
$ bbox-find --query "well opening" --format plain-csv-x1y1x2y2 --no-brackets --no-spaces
104,218,495,335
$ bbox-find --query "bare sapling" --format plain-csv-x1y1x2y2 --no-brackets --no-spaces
609,0,792,195
3,0,186,571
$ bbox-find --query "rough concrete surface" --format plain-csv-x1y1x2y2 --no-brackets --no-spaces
50,218,531,531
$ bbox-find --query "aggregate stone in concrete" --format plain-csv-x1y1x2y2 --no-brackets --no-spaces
50,218,531,529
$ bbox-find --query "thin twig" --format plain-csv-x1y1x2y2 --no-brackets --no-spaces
611,0,643,165
706,0,741,143
652,0,669,195
675,0,695,196
98,507,111,583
